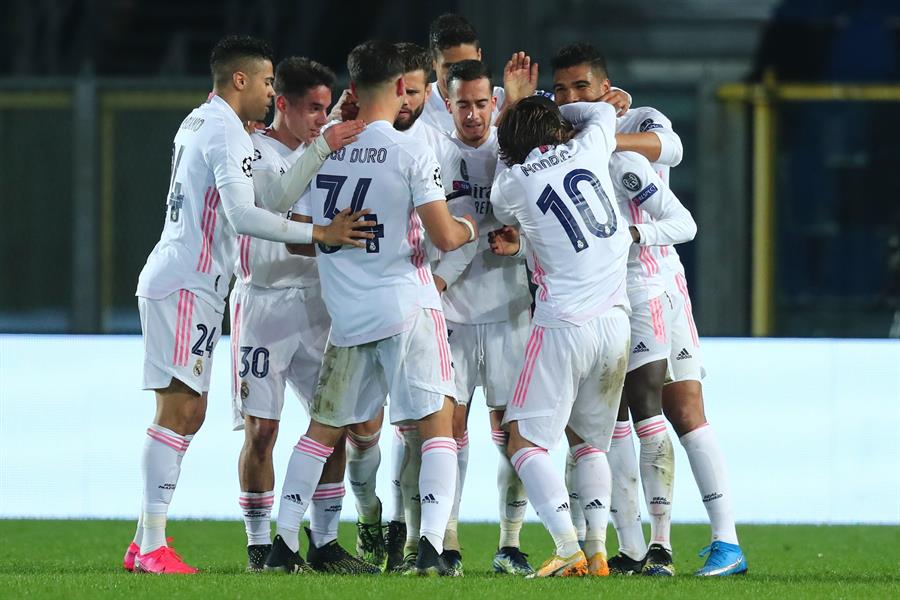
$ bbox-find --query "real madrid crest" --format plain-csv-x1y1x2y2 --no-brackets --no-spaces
622,172,642,192
240,380,250,400
193,358,203,376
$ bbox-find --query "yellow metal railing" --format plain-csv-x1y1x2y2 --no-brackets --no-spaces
717,77,900,336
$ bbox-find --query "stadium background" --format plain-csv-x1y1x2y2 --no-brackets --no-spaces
1,0,899,528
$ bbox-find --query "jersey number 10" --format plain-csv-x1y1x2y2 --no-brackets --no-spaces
537,168,617,252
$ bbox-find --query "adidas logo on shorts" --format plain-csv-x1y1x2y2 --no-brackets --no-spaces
555,502,570,513
676,348,692,360
421,493,438,504
584,499,606,510
632,341,650,354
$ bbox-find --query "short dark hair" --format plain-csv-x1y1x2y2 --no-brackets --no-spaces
447,60,492,92
210,35,274,87
274,57,335,101
395,42,432,78
428,13,479,58
497,96,571,167
551,42,609,79
347,41,405,90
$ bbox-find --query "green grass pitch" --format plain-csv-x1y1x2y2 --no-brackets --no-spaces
1,520,897,598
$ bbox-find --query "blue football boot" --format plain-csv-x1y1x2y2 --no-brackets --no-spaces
694,541,748,576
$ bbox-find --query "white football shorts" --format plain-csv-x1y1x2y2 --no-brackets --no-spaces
502,306,631,452
229,282,330,430
447,310,530,409
665,271,706,383
627,292,674,373
139,290,224,395
311,308,457,428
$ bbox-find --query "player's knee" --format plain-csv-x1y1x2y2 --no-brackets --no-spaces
662,382,706,437
245,416,279,450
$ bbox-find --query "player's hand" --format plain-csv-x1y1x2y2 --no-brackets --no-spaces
489,225,520,256
328,88,360,122
323,119,365,152
598,89,631,117
503,51,539,105
317,208,375,248
434,275,447,293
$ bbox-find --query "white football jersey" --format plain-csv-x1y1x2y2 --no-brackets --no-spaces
491,102,630,327
442,127,530,324
420,81,506,135
608,151,696,305
293,121,446,346
616,106,686,276
233,130,320,290
137,95,254,312
403,118,468,265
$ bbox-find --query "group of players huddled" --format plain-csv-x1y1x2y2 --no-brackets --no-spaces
124,13,748,579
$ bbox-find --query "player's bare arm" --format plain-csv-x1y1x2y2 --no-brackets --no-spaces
416,201,478,252
285,209,375,256
615,132,663,162
502,51,539,108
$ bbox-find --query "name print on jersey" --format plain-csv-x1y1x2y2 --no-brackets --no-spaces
520,147,572,177
328,146,388,164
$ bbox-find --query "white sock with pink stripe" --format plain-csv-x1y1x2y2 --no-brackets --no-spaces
571,443,612,558
492,429,526,549
400,427,422,555
511,446,580,558
239,491,274,546
419,437,458,554
346,431,382,524
680,423,739,545
564,450,587,541
140,425,192,554
635,415,675,551
443,431,469,552
309,482,345,547
608,420,648,560
275,435,333,553
390,427,406,523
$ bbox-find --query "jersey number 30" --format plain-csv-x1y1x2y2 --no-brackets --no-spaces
537,168,617,252
316,174,385,254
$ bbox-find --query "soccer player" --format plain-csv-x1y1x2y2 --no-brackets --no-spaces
321,43,473,572
125,35,370,574
263,40,478,577
439,59,535,576
230,56,378,574
552,42,748,577
490,97,630,578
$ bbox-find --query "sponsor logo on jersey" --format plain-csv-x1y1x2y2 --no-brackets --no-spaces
622,172,642,192
241,156,253,177
632,183,659,205
676,348,692,361
639,118,663,132
632,341,650,354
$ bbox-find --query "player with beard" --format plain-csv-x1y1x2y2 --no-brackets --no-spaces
552,42,747,577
